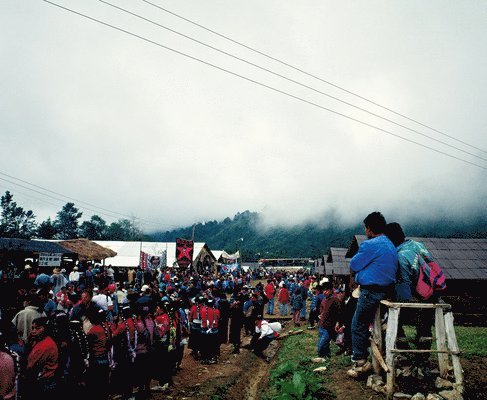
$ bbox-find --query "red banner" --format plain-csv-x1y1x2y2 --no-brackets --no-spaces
176,238,194,268
139,250,149,270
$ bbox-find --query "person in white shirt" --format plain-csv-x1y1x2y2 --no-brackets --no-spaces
251,316,281,361
69,267,80,283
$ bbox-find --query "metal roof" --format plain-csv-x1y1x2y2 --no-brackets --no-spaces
0,238,73,254
325,247,349,276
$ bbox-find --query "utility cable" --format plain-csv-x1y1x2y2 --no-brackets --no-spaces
41,0,487,170
143,0,487,155
100,0,487,163
0,171,180,229
0,175,169,229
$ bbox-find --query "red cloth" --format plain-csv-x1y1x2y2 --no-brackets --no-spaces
0,351,16,400
200,306,220,329
264,283,276,300
189,304,201,321
27,336,58,380
87,325,110,359
278,288,290,303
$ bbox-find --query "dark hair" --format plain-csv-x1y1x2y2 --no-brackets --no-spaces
32,316,50,328
363,211,387,234
385,222,405,247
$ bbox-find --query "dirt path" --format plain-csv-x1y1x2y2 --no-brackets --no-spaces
151,335,278,400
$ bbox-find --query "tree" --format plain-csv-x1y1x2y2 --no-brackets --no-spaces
106,218,145,241
0,191,37,239
54,202,82,239
79,215,108,240
37,217,58,239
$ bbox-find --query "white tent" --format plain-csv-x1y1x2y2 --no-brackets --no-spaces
93,241,208,268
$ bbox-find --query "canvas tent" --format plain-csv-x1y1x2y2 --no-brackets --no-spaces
93,241,216,270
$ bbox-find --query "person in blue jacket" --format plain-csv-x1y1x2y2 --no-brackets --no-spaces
347,211,398,378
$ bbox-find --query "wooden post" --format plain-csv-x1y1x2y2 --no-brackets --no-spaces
444,311,464,392
372,306,382,374
435,307,449,378
385,307,399,399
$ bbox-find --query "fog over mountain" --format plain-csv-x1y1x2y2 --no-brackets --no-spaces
1,1,486,231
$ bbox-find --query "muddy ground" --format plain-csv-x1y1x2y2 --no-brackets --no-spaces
149,328,486,400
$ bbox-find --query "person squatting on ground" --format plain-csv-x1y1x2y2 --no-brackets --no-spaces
249,315,281,361
347,211,398,378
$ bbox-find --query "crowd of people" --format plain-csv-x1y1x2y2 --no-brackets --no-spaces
0,259,333,400
0,211,441,400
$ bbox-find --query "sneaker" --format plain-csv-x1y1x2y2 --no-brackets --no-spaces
346,360,372,378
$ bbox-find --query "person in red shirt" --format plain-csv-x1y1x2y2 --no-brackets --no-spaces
85,308,112,400
200,298,220,364
278,283,290,316
25,317,59,400
264,280,276,315
188,296,204,360
111,306,137,400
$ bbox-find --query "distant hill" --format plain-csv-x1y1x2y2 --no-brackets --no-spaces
150,210,487,260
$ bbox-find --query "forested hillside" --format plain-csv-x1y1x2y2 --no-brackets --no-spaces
151,210,487,260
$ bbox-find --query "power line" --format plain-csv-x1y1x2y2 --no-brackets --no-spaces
41,0,487,170
143,0,487,156
0,173,178,229
99,0,487,163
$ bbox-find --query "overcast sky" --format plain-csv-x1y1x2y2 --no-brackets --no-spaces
1,0,486,233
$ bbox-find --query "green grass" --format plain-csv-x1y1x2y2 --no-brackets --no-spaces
262,329,336,400
403,324,487,358
263,325,487,399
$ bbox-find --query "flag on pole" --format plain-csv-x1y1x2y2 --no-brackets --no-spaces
176,238,194,268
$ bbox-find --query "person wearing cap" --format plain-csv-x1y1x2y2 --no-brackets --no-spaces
136,285,156,316
347,211,398,378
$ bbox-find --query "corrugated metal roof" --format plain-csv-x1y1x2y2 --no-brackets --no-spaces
0,238,73,254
